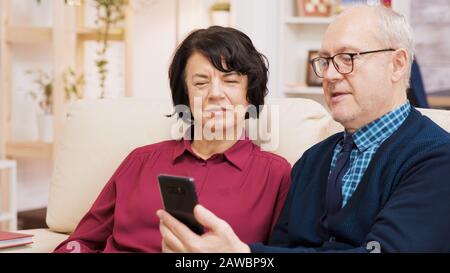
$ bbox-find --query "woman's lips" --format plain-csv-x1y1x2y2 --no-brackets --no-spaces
204,107,229,116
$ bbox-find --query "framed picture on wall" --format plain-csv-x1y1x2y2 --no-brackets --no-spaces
297,0,332,17
334,0,392,14
306,50,323,87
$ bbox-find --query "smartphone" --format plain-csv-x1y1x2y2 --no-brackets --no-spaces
157,174,204,235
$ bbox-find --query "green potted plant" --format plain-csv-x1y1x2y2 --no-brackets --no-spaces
26,68,83,143
36,0,127,99
94,0,127,98
63,68,85,101
26,69,54,143
210,1,231,26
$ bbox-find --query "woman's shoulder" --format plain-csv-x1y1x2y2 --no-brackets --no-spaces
130,139,182,157
251,144,291,169
113,140,182,179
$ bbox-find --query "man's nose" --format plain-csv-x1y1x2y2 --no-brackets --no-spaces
323,62,343,81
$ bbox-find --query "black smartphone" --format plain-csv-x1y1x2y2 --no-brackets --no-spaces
157,174,204,235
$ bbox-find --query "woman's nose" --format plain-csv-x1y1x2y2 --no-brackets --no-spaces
209,78,226,98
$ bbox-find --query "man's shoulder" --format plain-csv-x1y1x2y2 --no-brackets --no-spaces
305,132,342,156
401,108,450,146
291,132,342,170
417,110,450,137
372,108,450,171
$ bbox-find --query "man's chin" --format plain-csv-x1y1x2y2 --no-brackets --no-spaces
331,110,354,125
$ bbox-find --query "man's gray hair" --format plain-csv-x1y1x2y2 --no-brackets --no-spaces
373,6,415,82
341,6,415,87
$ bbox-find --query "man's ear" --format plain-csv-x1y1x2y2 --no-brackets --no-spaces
391,49,409,84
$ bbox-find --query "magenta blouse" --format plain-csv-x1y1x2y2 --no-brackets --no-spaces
54,138,291,252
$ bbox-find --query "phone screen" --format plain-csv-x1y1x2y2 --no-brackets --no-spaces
157,174,204,235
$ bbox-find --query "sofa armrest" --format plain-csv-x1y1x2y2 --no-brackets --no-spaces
0,228,69,253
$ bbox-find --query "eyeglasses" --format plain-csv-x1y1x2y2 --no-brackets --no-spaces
310,49,396,78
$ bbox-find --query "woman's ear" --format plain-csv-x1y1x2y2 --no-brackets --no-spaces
391,49,409,84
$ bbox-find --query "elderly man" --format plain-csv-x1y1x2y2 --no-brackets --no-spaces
157,6,450,253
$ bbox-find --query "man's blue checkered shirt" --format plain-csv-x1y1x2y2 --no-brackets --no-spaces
330,102,411,207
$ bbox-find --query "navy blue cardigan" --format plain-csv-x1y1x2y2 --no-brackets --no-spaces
251,108,450,253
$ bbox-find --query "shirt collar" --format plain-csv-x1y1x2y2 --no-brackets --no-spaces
344,101,411,152
172,134,253,171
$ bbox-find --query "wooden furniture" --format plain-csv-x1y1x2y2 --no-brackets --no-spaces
1,0,69,161
0,0,134,224
428,90,450,110
74,1,134,98
0,0,134,160
0,160,17,231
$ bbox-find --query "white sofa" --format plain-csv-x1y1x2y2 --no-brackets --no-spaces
2,98,450,253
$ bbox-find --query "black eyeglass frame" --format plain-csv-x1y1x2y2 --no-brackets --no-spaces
310,48,396,78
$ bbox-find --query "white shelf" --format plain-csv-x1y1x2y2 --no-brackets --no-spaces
284,16,334,25
0,160,16,169
5,141,53,159
0,160,17,230
279,0,330,107
76,27,125,41
285,86,324,96
5,26,52,44
0,213,13,222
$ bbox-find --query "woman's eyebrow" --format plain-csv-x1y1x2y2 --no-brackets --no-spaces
223,72,240,77
192,73,209,79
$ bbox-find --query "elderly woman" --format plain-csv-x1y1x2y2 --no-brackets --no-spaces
54,26,291,253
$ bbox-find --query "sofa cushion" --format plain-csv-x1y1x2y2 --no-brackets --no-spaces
253,98,342,163
47,99,178,233
47,98,340,233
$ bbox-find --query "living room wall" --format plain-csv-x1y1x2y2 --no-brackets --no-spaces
411,0,450,93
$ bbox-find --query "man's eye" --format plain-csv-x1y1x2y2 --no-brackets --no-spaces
195,82,207,87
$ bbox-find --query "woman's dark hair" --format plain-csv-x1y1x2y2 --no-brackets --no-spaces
168,26,269,120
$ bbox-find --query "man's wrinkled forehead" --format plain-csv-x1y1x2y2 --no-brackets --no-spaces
319,8,380,55
320,15,380,56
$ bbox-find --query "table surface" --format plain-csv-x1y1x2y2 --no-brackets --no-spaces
427,89,450,109
429,89,450,96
